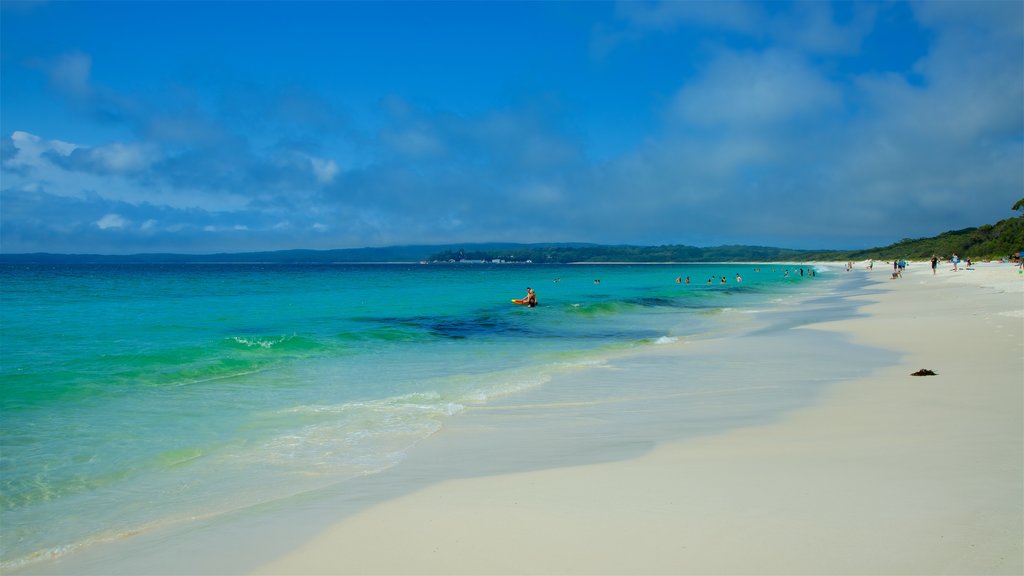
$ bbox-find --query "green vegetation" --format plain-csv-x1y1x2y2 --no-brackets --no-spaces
429,244,823,263
430,215,1024,263
841,216,1023,261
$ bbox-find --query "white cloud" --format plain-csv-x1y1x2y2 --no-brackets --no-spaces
3,131,249,211
584,2,1020,247
96,213,128,230
202,224,250,233
672,49,842,127
309,157,339,184
6,131,157,178
834,1,1023,212
86,142,156,173
8,131,78,168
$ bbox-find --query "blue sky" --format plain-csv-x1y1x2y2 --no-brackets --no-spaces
2,1,1021,254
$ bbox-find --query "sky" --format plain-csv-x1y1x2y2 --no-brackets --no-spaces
1,1,1022,254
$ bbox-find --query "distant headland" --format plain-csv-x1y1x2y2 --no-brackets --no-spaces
1,216,1021,265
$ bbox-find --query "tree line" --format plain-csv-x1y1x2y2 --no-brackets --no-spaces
430,214,1024,264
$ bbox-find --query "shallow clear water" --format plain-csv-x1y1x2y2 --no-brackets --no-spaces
0,262,824,566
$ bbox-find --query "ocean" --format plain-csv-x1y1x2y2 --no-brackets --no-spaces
0,262,830,569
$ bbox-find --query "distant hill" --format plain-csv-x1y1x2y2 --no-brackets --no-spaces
2,217,1021,265
0,243,593,264
427,244,823,263
427,216,1023,263
842,216,1023,261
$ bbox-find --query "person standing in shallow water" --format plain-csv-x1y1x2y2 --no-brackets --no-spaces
515,287,537,307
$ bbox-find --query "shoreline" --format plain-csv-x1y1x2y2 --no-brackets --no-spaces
256,261,1022,575
13,262,1022,575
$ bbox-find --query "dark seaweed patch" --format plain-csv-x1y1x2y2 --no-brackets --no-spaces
353,313,536,340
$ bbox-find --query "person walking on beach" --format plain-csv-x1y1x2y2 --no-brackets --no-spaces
931,256,938,275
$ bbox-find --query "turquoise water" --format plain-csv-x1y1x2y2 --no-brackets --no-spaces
0,262,823,567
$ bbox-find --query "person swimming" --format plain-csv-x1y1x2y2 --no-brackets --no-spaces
519,287,537,307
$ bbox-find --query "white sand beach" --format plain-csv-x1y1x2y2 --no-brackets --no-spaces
256,262,1023,575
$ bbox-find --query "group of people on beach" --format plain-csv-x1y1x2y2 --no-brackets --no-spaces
885,254,977,279
947,253,971,271
891,259,907,278
928,255,969,274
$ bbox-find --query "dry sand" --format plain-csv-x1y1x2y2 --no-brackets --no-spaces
257,262,1023,575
